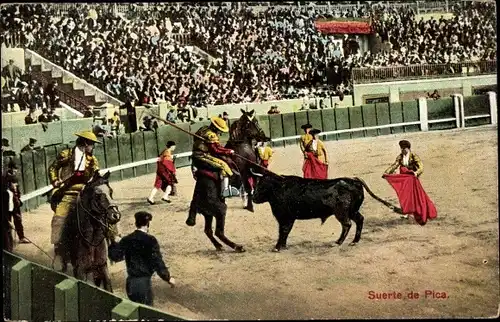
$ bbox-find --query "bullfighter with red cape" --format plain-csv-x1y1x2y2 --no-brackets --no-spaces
382,140,437,225
147,141,178,204
302,129,329,179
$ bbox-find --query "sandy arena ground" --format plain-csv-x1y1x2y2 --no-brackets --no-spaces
12,125,499,320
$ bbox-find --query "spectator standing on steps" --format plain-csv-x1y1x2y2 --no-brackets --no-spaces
4,178,29,244
108,211,176,306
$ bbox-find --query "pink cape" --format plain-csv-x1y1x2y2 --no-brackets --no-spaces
383,167,437,225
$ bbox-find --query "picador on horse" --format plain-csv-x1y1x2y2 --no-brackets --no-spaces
48,131,119,271
191,116,240,198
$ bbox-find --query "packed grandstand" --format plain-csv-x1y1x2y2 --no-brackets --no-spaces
1,1,497,112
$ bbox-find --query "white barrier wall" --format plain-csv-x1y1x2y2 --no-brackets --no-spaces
353,75,497,106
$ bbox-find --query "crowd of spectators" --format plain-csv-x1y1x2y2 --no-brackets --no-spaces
1,59,61,121
0,2,496,111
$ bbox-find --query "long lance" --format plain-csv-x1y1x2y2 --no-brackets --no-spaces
146,112,282,177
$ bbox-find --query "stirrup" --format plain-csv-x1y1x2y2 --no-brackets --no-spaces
222,186,240,198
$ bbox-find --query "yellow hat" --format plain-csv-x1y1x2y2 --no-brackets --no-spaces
210,116,229,133
74,131,101,144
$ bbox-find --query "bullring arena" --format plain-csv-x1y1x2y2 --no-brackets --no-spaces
15,125,499,320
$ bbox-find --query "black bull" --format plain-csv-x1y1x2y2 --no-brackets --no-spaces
252,172,400,251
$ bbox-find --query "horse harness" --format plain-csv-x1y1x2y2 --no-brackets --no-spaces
75,184,118,248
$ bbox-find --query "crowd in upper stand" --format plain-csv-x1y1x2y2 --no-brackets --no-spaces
0,2,496,109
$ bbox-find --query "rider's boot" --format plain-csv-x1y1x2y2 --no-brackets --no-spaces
186,200,197,227
221,176,240,198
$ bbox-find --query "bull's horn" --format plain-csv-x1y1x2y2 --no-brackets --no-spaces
250,169,264,177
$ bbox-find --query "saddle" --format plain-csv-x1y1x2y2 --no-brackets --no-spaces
192,155,241,181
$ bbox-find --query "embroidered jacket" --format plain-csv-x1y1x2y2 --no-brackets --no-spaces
192,126,233,156
257,146,273,161
384,152,423,177
305,139,328,164
48,148,99,192
299,133,313,155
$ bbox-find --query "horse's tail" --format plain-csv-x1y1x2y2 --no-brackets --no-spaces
353,177,403,214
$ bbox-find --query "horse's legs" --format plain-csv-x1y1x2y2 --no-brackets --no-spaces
349,211,364,246
203,214,223,251
243,178,254,213
94,273,102,288
99,265,113,292
186,198,198,227
74,264,88,282
214,213,245,252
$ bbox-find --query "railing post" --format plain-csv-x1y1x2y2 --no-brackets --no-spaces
452,94,461,128
55,279,79,321
418,97,429,131
487,91,497,125
11,260,32,321
112,300,140,320
456,94,465,128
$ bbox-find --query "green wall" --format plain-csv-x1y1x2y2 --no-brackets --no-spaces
4,95,492,212
3,251,184,321
4,118,94,153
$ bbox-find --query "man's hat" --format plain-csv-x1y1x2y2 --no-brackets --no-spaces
29,138,37,144
301,123,313,130
310,129,321,136
135,211,153,227
2,138,10,147
210,116,229,133
166,140,176,148
74,130,102,144
399,140,411,149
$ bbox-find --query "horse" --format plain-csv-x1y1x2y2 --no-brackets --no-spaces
225,109,270,212
185,170,246,253
58,171,122,292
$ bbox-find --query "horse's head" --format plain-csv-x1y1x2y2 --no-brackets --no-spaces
231,109,270,143
81,171,122,225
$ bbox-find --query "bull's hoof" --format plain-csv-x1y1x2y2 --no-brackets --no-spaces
185,218,196,227
349,242,358,246
272,248,280,252
234,245,246,253
333,240,343,246
215,246,224,252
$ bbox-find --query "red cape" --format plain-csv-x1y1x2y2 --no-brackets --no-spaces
154,157,176,189
383,167,437,225
303,152,328,179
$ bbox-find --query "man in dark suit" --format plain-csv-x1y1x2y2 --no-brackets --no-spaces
2,139,16,157
2,59,21,89
108,211,175,306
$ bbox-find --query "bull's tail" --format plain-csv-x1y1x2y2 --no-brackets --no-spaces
353,177,403,214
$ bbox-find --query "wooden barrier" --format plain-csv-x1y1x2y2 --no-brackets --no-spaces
2,251,185,321
5,95,495,212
